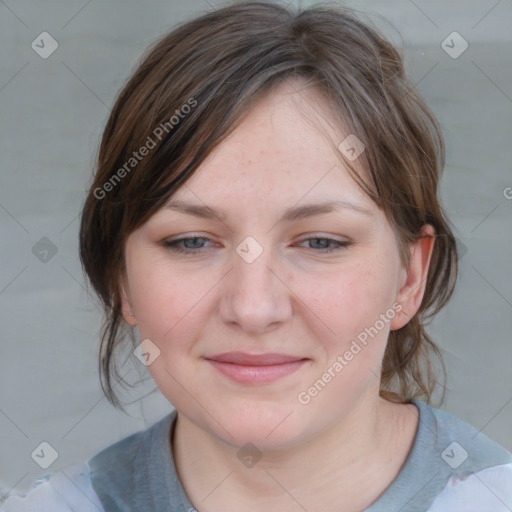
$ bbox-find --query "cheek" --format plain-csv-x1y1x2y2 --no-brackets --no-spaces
300,260,396,346
128,256,220,349
298,266,395,403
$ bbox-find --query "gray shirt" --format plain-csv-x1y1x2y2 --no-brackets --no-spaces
3,399,512,511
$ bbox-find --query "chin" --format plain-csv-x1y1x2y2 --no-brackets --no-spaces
208,403,311,452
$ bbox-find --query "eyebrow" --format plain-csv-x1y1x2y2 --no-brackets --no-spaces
163,199,374,223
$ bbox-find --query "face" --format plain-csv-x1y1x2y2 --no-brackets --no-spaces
121,80,429,450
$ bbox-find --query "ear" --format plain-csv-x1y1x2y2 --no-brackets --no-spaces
120,274,137,326
390,224,435,331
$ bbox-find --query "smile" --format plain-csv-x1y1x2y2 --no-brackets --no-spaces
204,352,309,385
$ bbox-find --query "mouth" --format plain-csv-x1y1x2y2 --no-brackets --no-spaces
204,352,309,385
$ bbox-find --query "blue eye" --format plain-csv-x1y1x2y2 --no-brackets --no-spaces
163,236,213,254
163,236,351,254
297,237,351,253
163,236,351,255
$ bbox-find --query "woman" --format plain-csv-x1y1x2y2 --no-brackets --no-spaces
3,2,511,511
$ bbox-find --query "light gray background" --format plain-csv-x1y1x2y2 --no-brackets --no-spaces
1,0,511,497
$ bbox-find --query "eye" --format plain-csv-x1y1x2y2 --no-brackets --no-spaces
295,236,351,253
162,236,215,254
162,235,351,255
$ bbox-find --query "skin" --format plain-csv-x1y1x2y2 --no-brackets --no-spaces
120,79,435,511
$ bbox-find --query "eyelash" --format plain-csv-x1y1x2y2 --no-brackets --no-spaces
162,236,351,254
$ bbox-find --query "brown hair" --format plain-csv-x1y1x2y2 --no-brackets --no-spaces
79,1,458,409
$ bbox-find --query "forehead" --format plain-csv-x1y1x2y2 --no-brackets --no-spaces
170,81,375,215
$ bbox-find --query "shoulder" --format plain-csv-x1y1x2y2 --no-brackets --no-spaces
413,400,512,511
427,463,512,511
86,411,180,509
420,400,512,471
0,463,104,512
0,411,178,512
86,411,175,483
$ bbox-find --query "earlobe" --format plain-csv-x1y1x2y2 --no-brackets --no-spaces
120,279,137,326
121,300,137,326
390,225,435,331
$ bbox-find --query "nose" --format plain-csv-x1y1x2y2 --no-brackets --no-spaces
218,239,292,334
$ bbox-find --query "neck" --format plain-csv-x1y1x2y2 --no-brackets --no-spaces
172,391,418,512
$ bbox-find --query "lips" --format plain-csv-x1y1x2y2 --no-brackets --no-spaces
206,352,305,365
204,352,309,385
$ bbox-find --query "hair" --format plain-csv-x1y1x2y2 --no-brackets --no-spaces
79,1,458,409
